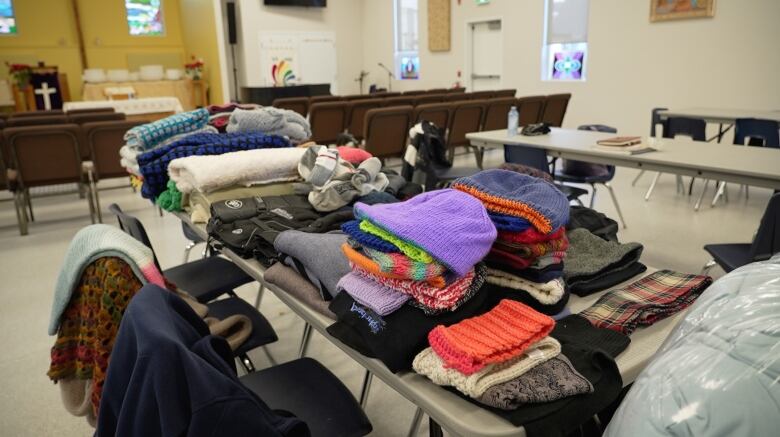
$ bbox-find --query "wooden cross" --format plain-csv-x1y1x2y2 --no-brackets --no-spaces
34,82,57,110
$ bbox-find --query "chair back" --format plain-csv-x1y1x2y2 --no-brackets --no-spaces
413,103,451,131
448,87,466,94
369,91,400,98
7,115,69,127
443,93,470,102
4,124,83,188
66,107,116,115
401,90,426,96
482,97,517,131
382,96,415,107
272,97,309,117
108,203,163,269
516,96,546,126
650,107,669,137
560,124,617,180
309,95,342,104
363,106,413,158
470,90,495,100
540,93,572,127
734,118,780,148
504,144,550,174
345,99,382,140
413,94,447,106
749,193,780,261
426,88,448,94
665,117,706,141
0,151,7,191
342,94,368,101
493,89,517,98
83,120,144,179
446,100,486,148
69,112,126,125
10,109,65,118
308,101,348,144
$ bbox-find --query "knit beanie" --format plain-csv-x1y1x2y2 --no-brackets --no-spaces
490,213,533,232
413,337,561,398
361,246,448,282
360,219,434,263
428,299,555,375
341,243,447,288
342,220,399,253
337,273,411,316
477,354,594,410
354,189,497,277
453,169,570,234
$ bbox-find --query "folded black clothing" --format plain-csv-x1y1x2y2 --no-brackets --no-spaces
298,209,354,233
567,206,619,242
326,284,493,373
209,196,265,223
569,262,648,297
564,228,644,295
454,314,629,437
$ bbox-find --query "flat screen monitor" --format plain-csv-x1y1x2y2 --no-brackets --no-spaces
264,0,326,7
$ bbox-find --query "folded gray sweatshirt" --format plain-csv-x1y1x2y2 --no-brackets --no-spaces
226,107,312,142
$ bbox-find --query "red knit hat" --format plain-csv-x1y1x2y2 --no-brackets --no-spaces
428,299,555,375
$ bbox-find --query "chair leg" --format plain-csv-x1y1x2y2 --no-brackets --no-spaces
298,323,313,358
474,146,484,169
407,408,424,437
182,241,196,263
88,170,102,223
238,353,256,373
429,417,444,437
675,175,683,194
711,181,726,207
604,182,627,229
84,184,97,224
254,283,265,309
358,370,373,409
261,345,277,367
688,177,696,196
644,172,661,201
589,184,597,208
631,170,645,187
694,179,710,211
24,189,34,222
701,259,717,275
14,191,28,236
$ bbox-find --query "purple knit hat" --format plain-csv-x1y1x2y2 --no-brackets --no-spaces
337,273,410,316
354,189,497,277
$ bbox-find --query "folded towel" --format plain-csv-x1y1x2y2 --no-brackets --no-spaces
226,107,311,143
168,147,305,194
428,299,555,375
124,108,209,150
414,337,561,398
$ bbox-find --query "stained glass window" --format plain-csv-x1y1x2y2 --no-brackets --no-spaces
126,0,164,36
0,0,17,35
542,0,589,81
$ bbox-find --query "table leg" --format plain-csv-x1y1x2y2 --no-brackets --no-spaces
429,417,444,437
644,172,661,201
711,181,727,207
406,408,424,437
694,180,709,211
298,323,313,358
359,370,373,408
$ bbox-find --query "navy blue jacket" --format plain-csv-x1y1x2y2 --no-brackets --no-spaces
96,285,309,437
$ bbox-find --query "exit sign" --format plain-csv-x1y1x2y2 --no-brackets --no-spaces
476,0,490,4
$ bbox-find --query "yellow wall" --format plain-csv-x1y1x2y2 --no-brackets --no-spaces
0,0,221,104
178,0,223,104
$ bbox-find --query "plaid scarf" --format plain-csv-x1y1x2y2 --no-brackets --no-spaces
579,270,712,335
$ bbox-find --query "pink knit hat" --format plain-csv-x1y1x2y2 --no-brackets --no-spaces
337,146,373,165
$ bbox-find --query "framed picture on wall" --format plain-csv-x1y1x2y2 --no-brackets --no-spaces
650,0,715,22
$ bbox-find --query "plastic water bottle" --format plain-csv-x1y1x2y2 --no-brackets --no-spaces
507,106,519,137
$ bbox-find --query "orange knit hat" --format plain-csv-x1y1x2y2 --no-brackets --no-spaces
341,244,447,288
427,299,555,375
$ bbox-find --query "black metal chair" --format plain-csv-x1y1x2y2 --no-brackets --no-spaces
702,193,780,274
107,203,276,372
555,125,626,228
241,357,373,437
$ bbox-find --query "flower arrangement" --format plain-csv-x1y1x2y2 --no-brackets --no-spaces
185,56,204,80
6,62,32,89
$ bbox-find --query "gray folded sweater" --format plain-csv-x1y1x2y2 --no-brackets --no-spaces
563,228,643,279
273,230,350,298
226,107,312,142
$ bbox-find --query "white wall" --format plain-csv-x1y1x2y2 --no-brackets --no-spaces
361,0,780,135
234,0,365,95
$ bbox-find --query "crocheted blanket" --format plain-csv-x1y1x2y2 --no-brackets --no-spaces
49,224,166,335
124,108,209,150
137,132,292,199
168,147,304,194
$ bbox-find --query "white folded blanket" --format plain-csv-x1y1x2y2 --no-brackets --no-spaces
169,147,306,194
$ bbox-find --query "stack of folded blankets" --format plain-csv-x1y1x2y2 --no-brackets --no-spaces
413,300,594,411
336,189,497,316
452,169,571,315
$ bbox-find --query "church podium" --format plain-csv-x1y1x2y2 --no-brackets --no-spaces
241,84,331,106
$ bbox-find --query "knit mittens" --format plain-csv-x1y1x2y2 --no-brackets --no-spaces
413,337,561,398
428,300,555,374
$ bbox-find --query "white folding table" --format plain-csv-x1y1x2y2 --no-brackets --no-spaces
177,211,687,437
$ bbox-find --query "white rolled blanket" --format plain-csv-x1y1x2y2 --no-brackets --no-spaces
168,147,305,194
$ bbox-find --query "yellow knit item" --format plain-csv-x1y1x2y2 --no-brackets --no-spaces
359,219,435,263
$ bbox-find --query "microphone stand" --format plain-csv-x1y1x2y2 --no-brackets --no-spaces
377,62,395,92
354,70,369,94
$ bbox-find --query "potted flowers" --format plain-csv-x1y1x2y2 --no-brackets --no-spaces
6,62,32,90
185,56,204,80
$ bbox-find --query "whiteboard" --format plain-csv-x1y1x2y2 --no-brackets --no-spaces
258,31,337,93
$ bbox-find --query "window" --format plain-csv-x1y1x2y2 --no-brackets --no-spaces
542,0,589,81
0,0,16,35
394,0,419,80
126,0,165,36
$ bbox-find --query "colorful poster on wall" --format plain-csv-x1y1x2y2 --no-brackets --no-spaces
552,51,584,80
400,56,420,80
258,32,336,90
650,0,715,22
